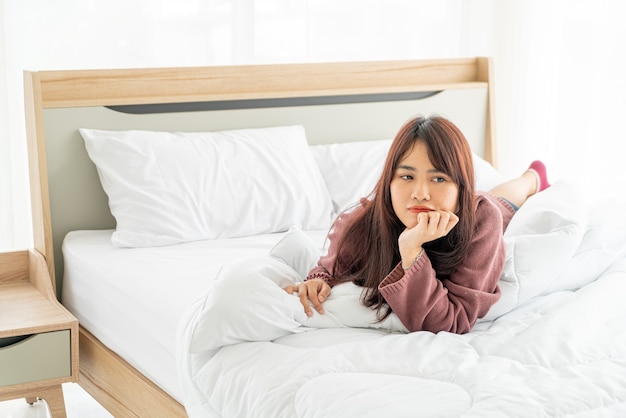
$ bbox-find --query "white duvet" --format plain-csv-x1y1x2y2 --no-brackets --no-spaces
177,180,626,417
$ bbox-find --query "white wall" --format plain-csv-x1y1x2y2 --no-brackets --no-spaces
2,0,625,250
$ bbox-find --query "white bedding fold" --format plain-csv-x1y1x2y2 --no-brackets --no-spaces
187,257,409,356
177,180,626,417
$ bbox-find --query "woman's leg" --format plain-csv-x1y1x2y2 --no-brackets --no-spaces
489,161,550,208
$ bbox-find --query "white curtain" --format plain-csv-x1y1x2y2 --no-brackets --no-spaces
492,0,626,195
1,0,624,250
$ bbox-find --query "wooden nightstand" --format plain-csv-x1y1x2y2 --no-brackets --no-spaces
0,250,79,418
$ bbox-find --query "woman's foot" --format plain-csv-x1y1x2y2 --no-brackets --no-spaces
527,160,551,194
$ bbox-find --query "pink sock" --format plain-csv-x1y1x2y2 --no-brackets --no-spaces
528,160,550,192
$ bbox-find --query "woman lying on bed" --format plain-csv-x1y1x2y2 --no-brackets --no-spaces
285,115,551,334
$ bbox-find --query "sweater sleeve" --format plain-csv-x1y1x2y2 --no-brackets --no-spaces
305,206,361,285
379,196,506,334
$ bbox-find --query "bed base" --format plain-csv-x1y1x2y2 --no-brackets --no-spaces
78,327,186,417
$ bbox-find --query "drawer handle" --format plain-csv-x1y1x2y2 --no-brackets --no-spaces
0,335,33,348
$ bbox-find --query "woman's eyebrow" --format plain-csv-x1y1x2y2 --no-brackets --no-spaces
397,164,415,171
397,164,444,174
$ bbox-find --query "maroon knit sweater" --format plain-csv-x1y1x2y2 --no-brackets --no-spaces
306,193,515,334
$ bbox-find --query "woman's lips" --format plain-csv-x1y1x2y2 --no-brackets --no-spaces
409,206,433,214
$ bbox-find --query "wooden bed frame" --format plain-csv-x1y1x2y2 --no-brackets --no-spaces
24,57,495,417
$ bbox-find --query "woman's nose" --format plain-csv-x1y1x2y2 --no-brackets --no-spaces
411,182,430,201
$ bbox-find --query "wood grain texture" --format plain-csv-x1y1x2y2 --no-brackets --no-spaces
0,251,29,283
0,250,78,417
79,328,186,418
36,58,487,108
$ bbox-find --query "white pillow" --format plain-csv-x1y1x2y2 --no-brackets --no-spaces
473,153,506,192
310,139,392,213
310,139,505,214
269,226,322,280
81,125,334,247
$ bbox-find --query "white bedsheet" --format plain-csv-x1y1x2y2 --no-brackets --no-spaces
61,228,329,402
177,181,626,417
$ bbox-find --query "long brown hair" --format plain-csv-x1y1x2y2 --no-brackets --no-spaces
331,115,476,320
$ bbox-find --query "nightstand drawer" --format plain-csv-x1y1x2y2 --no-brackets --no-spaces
0,330,71,386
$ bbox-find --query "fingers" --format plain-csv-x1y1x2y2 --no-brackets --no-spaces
308,294,325,316
298,289,313,317
444,212,459,234
285,281,329,317
432,211,458,233
283,285,298,295
300,282,326,316
415,210,458,241
318,285,331,303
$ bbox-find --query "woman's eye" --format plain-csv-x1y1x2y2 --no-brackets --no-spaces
433,176,446,183
400,174,413,180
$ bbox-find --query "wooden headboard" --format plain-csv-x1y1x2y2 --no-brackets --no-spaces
23,57,496,298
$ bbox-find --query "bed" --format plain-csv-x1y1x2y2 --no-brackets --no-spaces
23,57,626,417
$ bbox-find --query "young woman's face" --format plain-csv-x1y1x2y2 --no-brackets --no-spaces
390,141,459,229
